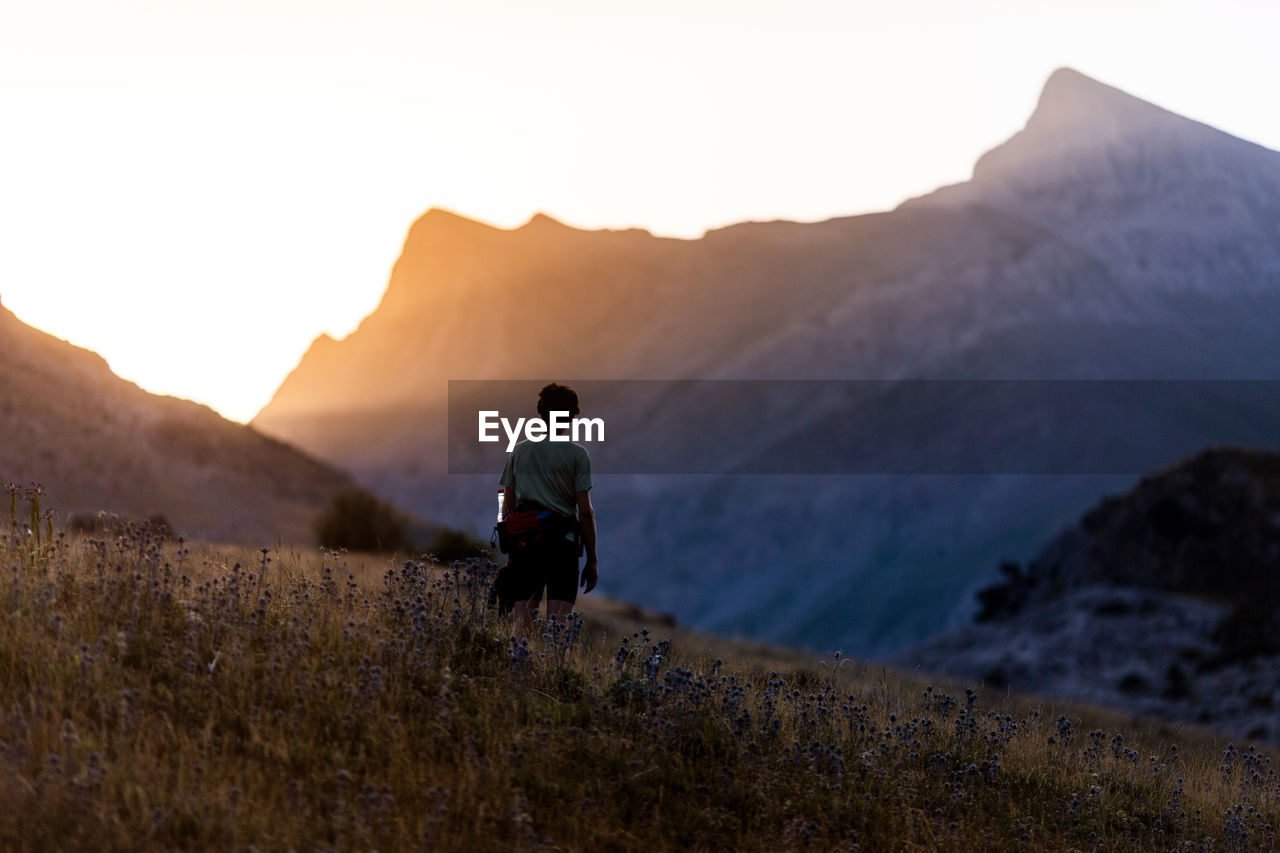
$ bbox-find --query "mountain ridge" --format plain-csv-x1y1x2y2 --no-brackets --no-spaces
252,67,1280,655
1,301,353,543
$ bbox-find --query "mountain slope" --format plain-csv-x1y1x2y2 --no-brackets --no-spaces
253,68,1280,655
899,447,1280,745
0,301,352,542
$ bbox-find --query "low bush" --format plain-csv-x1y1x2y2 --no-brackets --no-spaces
313,486,411,552
422,526,492,563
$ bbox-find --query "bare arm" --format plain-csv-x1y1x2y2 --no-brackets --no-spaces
500,476,514,520
499,477,514,567
576,489,598,593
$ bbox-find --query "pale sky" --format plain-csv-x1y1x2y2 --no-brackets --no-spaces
2,0,1278,422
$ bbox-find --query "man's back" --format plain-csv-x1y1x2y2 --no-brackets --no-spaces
501,439,592,518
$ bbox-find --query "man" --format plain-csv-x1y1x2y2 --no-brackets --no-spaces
497,382,598,632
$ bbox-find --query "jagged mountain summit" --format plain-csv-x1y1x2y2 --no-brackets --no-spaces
253,68,1280,655
914,68,1280,292
932,68,1264,200
0,301,352,542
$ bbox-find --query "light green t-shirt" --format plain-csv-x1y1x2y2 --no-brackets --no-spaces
499,439,593,519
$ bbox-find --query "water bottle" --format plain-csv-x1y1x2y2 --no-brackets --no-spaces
496,488,505,523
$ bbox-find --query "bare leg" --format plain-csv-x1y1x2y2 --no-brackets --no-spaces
545,599,574,620
511,598,539,637
543,600,577,659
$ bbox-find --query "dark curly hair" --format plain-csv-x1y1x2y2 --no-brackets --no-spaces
536,382,580,420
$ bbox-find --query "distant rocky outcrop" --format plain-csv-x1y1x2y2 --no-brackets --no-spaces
975,447,1280,626
900,448,1280,744
0,303,353,543
253,67,1280,656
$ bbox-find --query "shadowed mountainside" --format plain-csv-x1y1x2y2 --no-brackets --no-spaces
0,302,352,543
254,67,1280,655
901,447,1280,745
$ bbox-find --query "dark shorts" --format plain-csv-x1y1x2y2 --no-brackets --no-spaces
492,537,580,612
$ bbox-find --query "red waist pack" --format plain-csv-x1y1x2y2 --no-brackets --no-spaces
493,502,579,554
499,509,544,552
499,507,540,548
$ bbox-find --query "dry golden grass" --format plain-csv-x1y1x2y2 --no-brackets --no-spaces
1,507,1276,851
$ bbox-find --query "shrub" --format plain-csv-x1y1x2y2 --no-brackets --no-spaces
974,560,1037,622
1209,601,1280,667
1117,672,1150,694
66,512,173,539
422,527,491,563
313,487,412,552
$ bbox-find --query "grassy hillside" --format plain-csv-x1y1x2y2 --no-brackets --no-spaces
0,304,352,543
2,492,1277,850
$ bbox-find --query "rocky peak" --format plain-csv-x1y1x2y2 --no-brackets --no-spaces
520,211,571,230
969,67,1222,187
1023,68,1178,143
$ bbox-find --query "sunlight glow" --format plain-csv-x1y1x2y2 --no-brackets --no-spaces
2,0,1279,421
